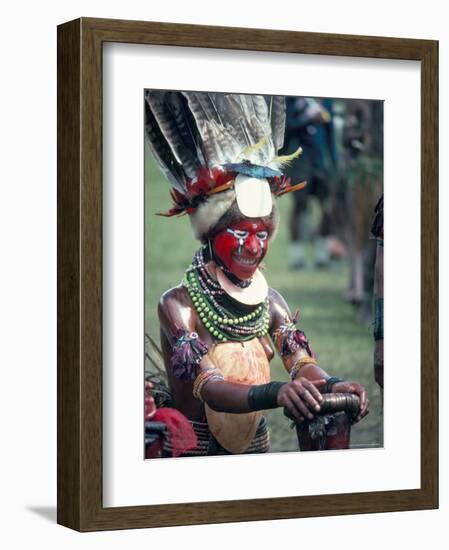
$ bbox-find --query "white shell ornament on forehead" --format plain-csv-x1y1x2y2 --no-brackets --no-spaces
234,175,273,218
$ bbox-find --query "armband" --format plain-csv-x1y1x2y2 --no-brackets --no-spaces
323,376,346,394
192,368,224,401
247,381,286,411
289,356,318,380
170,329,208,380
273,321,315,358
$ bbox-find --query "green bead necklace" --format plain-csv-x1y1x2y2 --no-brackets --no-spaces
182,254,270,342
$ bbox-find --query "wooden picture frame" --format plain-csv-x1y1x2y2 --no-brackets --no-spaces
57,17,438,531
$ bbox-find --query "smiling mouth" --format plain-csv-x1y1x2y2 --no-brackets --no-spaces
232,254,259,267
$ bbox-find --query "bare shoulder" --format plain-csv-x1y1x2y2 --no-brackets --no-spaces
268,287,287,307
158,284,196,335
268,287,291,313
159,285,191,310
267,287,294,329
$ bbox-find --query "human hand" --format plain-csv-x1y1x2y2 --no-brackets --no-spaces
331,381,369,422
144,380,157,420
277,378,326,421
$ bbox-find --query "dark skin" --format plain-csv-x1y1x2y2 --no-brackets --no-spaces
158,273,369,424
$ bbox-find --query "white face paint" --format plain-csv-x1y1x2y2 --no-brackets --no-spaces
226,228,268,254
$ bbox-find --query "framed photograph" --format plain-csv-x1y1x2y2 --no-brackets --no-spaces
57,17,438,531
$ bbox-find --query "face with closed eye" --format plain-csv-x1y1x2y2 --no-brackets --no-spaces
211,218,271,280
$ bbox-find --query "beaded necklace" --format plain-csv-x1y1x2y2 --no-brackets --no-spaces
182,247,270,342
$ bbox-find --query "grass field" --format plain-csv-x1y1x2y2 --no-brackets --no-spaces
144,153,383,452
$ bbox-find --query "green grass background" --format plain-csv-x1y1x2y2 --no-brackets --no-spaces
145,152,383,452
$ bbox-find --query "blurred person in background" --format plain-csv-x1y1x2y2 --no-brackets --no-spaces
283,97,340,269
339,99,383,320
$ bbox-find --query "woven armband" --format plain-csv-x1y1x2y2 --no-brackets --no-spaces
247,382,286,411
272,321,315,359
170,329,208,380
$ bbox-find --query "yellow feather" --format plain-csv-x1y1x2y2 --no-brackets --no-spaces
239,136,268,160
272,145,303,166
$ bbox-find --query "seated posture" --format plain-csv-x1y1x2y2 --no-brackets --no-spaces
145,91,369,456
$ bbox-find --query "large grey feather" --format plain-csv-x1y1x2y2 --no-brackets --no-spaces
210,121,240,164
145,90,287,191
249,116,275,164
252,95,270,131
270,95,286,151
144,96,187,192
182,93,215,139
220,95,249,150
166,92,205,168
146,91,200,179
201,123,223,166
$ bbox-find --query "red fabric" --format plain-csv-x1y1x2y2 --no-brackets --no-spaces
153,408,198,457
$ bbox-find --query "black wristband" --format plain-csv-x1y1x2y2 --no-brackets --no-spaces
247,382,286,411
323,376,346,394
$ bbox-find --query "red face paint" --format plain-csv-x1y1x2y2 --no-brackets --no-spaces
212,219,271,280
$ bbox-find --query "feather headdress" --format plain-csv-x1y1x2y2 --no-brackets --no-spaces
145,91,305,241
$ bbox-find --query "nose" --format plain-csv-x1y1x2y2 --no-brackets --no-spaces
244,234,260,256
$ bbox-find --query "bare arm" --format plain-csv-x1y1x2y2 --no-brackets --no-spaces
158,287,256,413
268,288,329,380
268,288,369,422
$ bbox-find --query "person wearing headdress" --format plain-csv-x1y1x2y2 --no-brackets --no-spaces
145,91,369,456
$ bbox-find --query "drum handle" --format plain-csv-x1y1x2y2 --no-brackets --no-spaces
318,393,360,416
284,392,360,421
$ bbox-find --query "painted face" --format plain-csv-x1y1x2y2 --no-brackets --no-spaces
212,219,271,280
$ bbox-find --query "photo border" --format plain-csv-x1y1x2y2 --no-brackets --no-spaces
57,17,438,531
